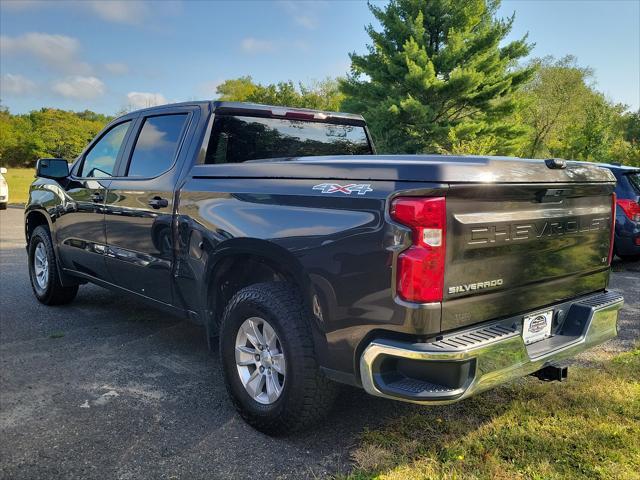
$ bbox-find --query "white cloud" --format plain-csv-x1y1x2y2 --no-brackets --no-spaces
126,91,168,109
136,122,172,148
0,73,37,95
52,76,105,99
277,0,324,30
2,1,181,24
104,62,129,75
198,79,223,97
0,0,42,11
240,37,276,54
85,1,148,25
293,15,316,29
0,32,91,75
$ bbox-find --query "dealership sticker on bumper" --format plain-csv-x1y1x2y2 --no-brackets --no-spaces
522,309,553,345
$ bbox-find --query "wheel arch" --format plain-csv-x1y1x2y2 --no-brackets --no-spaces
25,208,53,244
201,238,329,364
25,207,81,287
203,238,312,320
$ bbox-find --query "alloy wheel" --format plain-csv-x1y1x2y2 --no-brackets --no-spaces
33,242,49,290
235,317,286,404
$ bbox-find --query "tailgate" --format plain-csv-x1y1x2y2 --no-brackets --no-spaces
442,183,615,331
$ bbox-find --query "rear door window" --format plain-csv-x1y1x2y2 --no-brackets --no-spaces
126,114,188,177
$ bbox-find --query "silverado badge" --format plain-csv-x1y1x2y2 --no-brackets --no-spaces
448,278,503,294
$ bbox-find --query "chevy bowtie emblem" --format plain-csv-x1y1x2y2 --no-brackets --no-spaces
312,183,373,195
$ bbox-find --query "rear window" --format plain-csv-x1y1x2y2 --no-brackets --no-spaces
205,115,371,164
626,172,640,194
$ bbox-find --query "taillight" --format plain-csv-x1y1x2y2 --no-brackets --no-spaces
390,196,446,303
616,198,640,222
608,193,616,264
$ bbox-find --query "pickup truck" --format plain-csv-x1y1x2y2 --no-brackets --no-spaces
25,101,624,435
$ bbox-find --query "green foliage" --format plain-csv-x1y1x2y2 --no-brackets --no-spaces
0,107,111,168
1,7,638,169
340,0,535,154
517,56,640,166
623,110,640,144
216,76,345,112
216,76,260,102
344,348,640,480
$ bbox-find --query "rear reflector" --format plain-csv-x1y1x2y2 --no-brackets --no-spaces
608,193,616,264
391,197,446,303
616,198,640,222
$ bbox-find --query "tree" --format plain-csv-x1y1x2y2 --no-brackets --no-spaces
517,56,639,166
216,76,260,102
0,108,111,167
519,56,593,158
216,77,344,112
340,0,534,154
559,95,626,162
0,108,18,160
622,110,640,145
28,109,102,161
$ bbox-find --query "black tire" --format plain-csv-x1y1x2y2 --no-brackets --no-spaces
28,225,79,305
219,282,337,435
0,202,7,210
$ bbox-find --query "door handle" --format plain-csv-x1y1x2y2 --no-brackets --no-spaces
91,192,104,203
148,196,169,209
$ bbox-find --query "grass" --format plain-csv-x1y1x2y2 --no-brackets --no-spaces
3,167,35,205
344,348,640,480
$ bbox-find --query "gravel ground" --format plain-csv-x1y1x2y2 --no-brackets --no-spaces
1,205,638,479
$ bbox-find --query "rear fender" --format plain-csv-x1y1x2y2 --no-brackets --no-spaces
192,235,330,363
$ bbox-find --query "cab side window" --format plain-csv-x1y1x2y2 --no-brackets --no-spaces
80,121,131,178
126,114,188,177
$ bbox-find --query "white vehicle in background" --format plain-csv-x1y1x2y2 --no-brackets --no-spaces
0,167,8,210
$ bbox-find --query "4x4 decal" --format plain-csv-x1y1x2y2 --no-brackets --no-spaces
312,183,373,195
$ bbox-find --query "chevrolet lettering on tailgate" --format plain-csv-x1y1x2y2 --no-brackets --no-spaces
468,215,610,245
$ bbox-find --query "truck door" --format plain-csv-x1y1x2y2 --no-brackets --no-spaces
55,119,135,281
103,109,194,304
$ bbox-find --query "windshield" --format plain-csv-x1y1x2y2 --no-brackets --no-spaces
205,115,372,164
626,172,640,194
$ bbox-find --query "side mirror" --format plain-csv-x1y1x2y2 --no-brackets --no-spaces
36,158,69,180
0,167,6,174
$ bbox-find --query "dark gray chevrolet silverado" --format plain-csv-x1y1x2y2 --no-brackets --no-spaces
25,101,624,434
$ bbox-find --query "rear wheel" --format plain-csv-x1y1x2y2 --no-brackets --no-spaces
28,225,79,305
219,282,336,435
0,202,7,210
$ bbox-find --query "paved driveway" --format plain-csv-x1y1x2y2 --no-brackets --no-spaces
1,205,638,479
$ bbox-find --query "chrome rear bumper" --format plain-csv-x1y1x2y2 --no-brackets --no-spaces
360,291,623,404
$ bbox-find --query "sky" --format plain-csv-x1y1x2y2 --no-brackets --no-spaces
1,0,638,115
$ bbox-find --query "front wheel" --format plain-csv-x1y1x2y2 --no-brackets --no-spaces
219,282,337,435
28,225,79,305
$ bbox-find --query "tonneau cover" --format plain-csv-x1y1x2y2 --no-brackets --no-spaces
191,155,615,184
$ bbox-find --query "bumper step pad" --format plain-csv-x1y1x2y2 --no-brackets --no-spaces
360,290,623,404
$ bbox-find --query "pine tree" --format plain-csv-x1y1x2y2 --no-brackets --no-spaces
341,0,535,154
